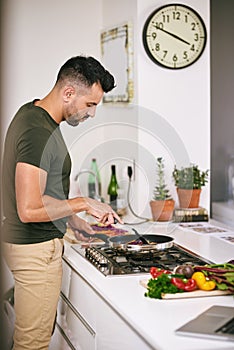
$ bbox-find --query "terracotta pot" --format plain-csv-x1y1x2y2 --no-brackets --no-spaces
150,199,175,222
176,188,201,208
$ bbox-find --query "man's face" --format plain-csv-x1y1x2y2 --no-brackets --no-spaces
64,83,104,127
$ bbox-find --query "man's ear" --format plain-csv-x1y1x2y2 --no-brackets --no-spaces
63,86,75,102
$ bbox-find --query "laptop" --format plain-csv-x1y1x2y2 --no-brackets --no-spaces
175,305,234,342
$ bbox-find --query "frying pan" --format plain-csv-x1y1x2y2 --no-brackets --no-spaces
109,234,174,251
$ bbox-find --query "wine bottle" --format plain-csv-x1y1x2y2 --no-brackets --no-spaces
88,158,101,198
107,165,118,210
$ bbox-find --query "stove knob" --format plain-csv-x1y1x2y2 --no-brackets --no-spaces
86,247,93,256
99,256,108,265
89,248,96,257
95,252,102,262
94,252,107,265
93,252,100,260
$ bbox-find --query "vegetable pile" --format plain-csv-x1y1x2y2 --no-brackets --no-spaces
193,263,234,293
144,262,234,299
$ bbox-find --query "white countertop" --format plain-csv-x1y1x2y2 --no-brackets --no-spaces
64,221,234,350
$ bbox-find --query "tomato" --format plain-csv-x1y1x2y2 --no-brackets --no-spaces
150,267,160,278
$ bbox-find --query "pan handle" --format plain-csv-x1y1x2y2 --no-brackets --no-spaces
68,225,109,243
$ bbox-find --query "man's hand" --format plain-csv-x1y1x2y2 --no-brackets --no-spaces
84,198,124,225
68,215,94,241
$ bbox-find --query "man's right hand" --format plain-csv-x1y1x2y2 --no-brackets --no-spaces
84,198,124,225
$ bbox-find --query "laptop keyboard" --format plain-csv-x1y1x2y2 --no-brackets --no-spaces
216,317,234,335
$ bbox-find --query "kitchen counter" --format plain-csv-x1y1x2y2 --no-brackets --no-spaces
62,221,234,350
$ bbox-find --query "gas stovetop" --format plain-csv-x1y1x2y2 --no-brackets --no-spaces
72,243,211,277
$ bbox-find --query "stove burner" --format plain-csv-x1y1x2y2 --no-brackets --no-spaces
72,244,210,276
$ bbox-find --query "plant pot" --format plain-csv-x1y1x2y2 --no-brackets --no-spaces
150,199,175,222
176,188,201,208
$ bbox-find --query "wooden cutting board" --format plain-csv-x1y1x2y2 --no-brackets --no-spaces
140,279,233,299
64,225,130,244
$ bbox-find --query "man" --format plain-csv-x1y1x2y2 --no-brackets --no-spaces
2,55,123,349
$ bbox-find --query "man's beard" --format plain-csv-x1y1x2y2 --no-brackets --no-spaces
65,113,90,127
66,115,80,127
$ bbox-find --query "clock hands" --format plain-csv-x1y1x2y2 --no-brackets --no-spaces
155,26,190,45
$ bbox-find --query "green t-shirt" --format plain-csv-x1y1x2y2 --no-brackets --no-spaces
2,101,71,244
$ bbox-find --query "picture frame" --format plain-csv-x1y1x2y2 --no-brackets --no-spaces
101,23,133,103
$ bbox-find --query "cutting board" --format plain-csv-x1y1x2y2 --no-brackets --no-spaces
64,226,130,244
140,279,233,299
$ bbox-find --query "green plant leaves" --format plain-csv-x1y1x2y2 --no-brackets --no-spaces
172,164,209,189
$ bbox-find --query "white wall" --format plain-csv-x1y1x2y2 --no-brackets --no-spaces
138,0,210,165
1,0,210,219
96,0,210,217
136,0,210,214
1,0,102,137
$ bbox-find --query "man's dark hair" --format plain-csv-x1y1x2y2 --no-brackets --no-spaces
56,56,115,93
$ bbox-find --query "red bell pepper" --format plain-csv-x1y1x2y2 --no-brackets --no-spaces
150,267,171,279
171,277,197,292
183,278,197,292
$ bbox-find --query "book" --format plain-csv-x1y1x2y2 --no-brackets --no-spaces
173,207,209,222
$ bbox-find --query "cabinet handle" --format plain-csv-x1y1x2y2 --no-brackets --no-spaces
60,291,96,337
56,321,77,350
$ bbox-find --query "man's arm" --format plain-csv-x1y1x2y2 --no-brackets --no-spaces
15,162,122,224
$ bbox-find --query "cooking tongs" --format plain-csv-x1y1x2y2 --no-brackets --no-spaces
131,228,149,244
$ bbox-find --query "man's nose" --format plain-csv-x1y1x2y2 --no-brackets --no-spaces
89,106,96,118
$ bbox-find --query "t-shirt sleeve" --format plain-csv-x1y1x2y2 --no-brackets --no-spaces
16,127,54,172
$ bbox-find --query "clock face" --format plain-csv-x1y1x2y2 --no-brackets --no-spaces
142,4,207,69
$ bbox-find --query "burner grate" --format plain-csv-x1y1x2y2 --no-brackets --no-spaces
72,243,210,276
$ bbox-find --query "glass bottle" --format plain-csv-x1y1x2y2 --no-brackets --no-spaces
107,165,118,211
88,158,101,198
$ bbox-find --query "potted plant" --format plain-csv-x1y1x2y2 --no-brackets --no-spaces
150,157,175,221
172,164,209,208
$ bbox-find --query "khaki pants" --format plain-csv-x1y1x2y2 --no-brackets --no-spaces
3,238,64,350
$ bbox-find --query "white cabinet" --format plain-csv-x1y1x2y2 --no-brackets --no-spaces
65,297,96,350
95,295,152,350
57,257,153,350
56,259,96,350
68,269,97,330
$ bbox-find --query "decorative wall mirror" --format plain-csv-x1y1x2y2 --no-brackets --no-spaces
101,23,133,103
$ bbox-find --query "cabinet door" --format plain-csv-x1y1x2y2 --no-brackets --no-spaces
66,307,96,350
49,323,72,350
58,259,72,316
96,296,152,350
61,257,151,350
61,259,72,297
60,258,97,349
68,269,98,330
57,294,96,350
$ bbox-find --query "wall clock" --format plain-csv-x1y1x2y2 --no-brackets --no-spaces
142,4,207,69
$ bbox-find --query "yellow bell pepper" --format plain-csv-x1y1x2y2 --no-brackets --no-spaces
192,271,216,291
